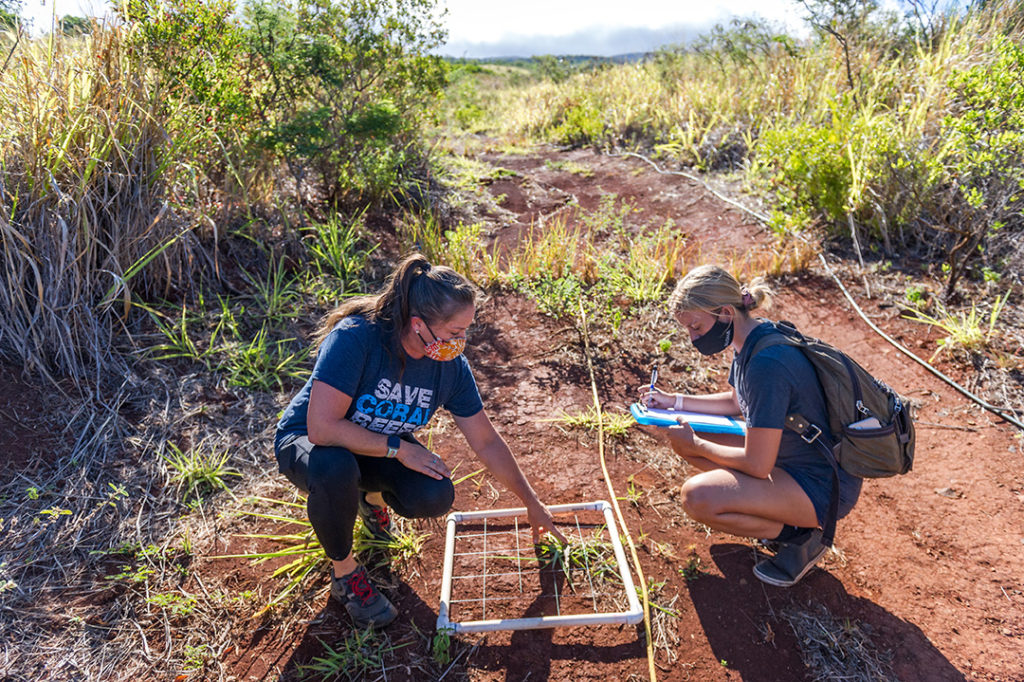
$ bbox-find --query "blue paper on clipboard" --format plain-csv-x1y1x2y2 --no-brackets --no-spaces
629,403,746,436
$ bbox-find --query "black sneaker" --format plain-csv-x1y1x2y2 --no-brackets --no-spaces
331,565,398,629
358,493,393,542
752,528,827,587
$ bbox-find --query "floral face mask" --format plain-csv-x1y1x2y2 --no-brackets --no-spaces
416,321,466,362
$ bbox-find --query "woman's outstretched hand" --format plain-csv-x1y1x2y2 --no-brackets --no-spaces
527,500,566,544
396,442,451,480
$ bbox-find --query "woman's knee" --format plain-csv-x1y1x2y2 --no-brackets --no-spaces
679,477,721,521
306,446,360,494
388,478,454,519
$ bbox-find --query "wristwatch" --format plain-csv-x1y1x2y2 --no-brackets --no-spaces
385,434,401,458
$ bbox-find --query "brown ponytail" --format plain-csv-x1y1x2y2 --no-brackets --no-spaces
312,254,478,359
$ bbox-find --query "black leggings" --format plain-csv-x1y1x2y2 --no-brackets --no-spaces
274,433,455,561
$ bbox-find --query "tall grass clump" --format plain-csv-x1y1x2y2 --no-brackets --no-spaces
0,0,451,386
0,24,206,387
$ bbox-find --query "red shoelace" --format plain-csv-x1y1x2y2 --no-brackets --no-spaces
369,505,390,530
345,569,376,606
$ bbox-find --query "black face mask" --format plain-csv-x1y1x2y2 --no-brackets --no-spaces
692,314,734,356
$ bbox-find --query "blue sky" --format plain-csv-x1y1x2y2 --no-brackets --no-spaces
20,0,808,56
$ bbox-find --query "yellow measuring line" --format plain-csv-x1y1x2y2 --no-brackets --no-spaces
578,299,657,681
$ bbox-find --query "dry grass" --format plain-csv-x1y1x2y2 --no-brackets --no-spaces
0,25,213,390
0,366,280,680
782,602,895,681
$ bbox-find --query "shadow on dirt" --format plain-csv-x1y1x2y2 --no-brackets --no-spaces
265,574,446,682
686,543,965,682
462,561,645,680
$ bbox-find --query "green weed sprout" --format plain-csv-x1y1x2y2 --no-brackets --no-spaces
533,528,619,593
541,406,633,438
432,627,454,666
352,518,431,570
298,632,412,680
162,443,239,504
902,291,1010,359
678,545,705,581
617,476,643,508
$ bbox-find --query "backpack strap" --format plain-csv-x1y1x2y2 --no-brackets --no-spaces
747,323,839,547
784,413,840,548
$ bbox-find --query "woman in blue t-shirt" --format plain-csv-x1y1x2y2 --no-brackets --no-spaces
275,253,563,629
639,265,861,587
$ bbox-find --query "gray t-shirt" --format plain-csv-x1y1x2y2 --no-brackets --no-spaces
729,321,862,519
276,315,484,442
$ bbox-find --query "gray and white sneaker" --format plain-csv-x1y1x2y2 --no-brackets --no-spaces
331,565,398,629
752,528,828,587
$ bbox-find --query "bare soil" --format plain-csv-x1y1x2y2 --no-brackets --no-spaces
3,140,1022,681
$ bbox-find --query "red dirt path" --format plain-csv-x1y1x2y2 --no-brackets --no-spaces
448,146,1022,681
7,141,1020,681
224,144,1021,681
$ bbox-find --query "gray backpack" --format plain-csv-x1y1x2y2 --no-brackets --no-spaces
750,320,915,545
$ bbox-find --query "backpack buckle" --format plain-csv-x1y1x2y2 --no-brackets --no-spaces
800,424,822,444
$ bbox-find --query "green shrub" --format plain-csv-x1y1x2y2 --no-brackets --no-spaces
243,0,448,205
120,0,448,207
756,122,851,230
755,106,942,250
939,34,1024,295
119,0,251,175
550,101,606,147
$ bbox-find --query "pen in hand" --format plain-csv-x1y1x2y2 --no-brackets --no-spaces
648,364,658,406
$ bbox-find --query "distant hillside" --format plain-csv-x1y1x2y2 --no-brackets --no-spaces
445,53,650,68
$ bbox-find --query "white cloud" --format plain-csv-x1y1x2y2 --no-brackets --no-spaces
439,0,806,57
17,0,808,57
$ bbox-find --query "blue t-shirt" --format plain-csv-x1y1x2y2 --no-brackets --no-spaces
729,321,862,520
276,316,484,442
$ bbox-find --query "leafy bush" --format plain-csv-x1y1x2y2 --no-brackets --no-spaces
242,0,448,205
550,101,606,147
120,0,449,207
939,35,1024,295
118,0,251,184
756,122,851,232
755,106,942,251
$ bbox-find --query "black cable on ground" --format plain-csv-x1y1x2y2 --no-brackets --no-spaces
611,150,1024,433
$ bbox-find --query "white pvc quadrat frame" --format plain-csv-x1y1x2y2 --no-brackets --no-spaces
437,500,644,633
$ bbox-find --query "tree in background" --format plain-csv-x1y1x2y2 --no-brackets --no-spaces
1,0,21,28
799,0,880,104
58,15,92,35
120,0,448,208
